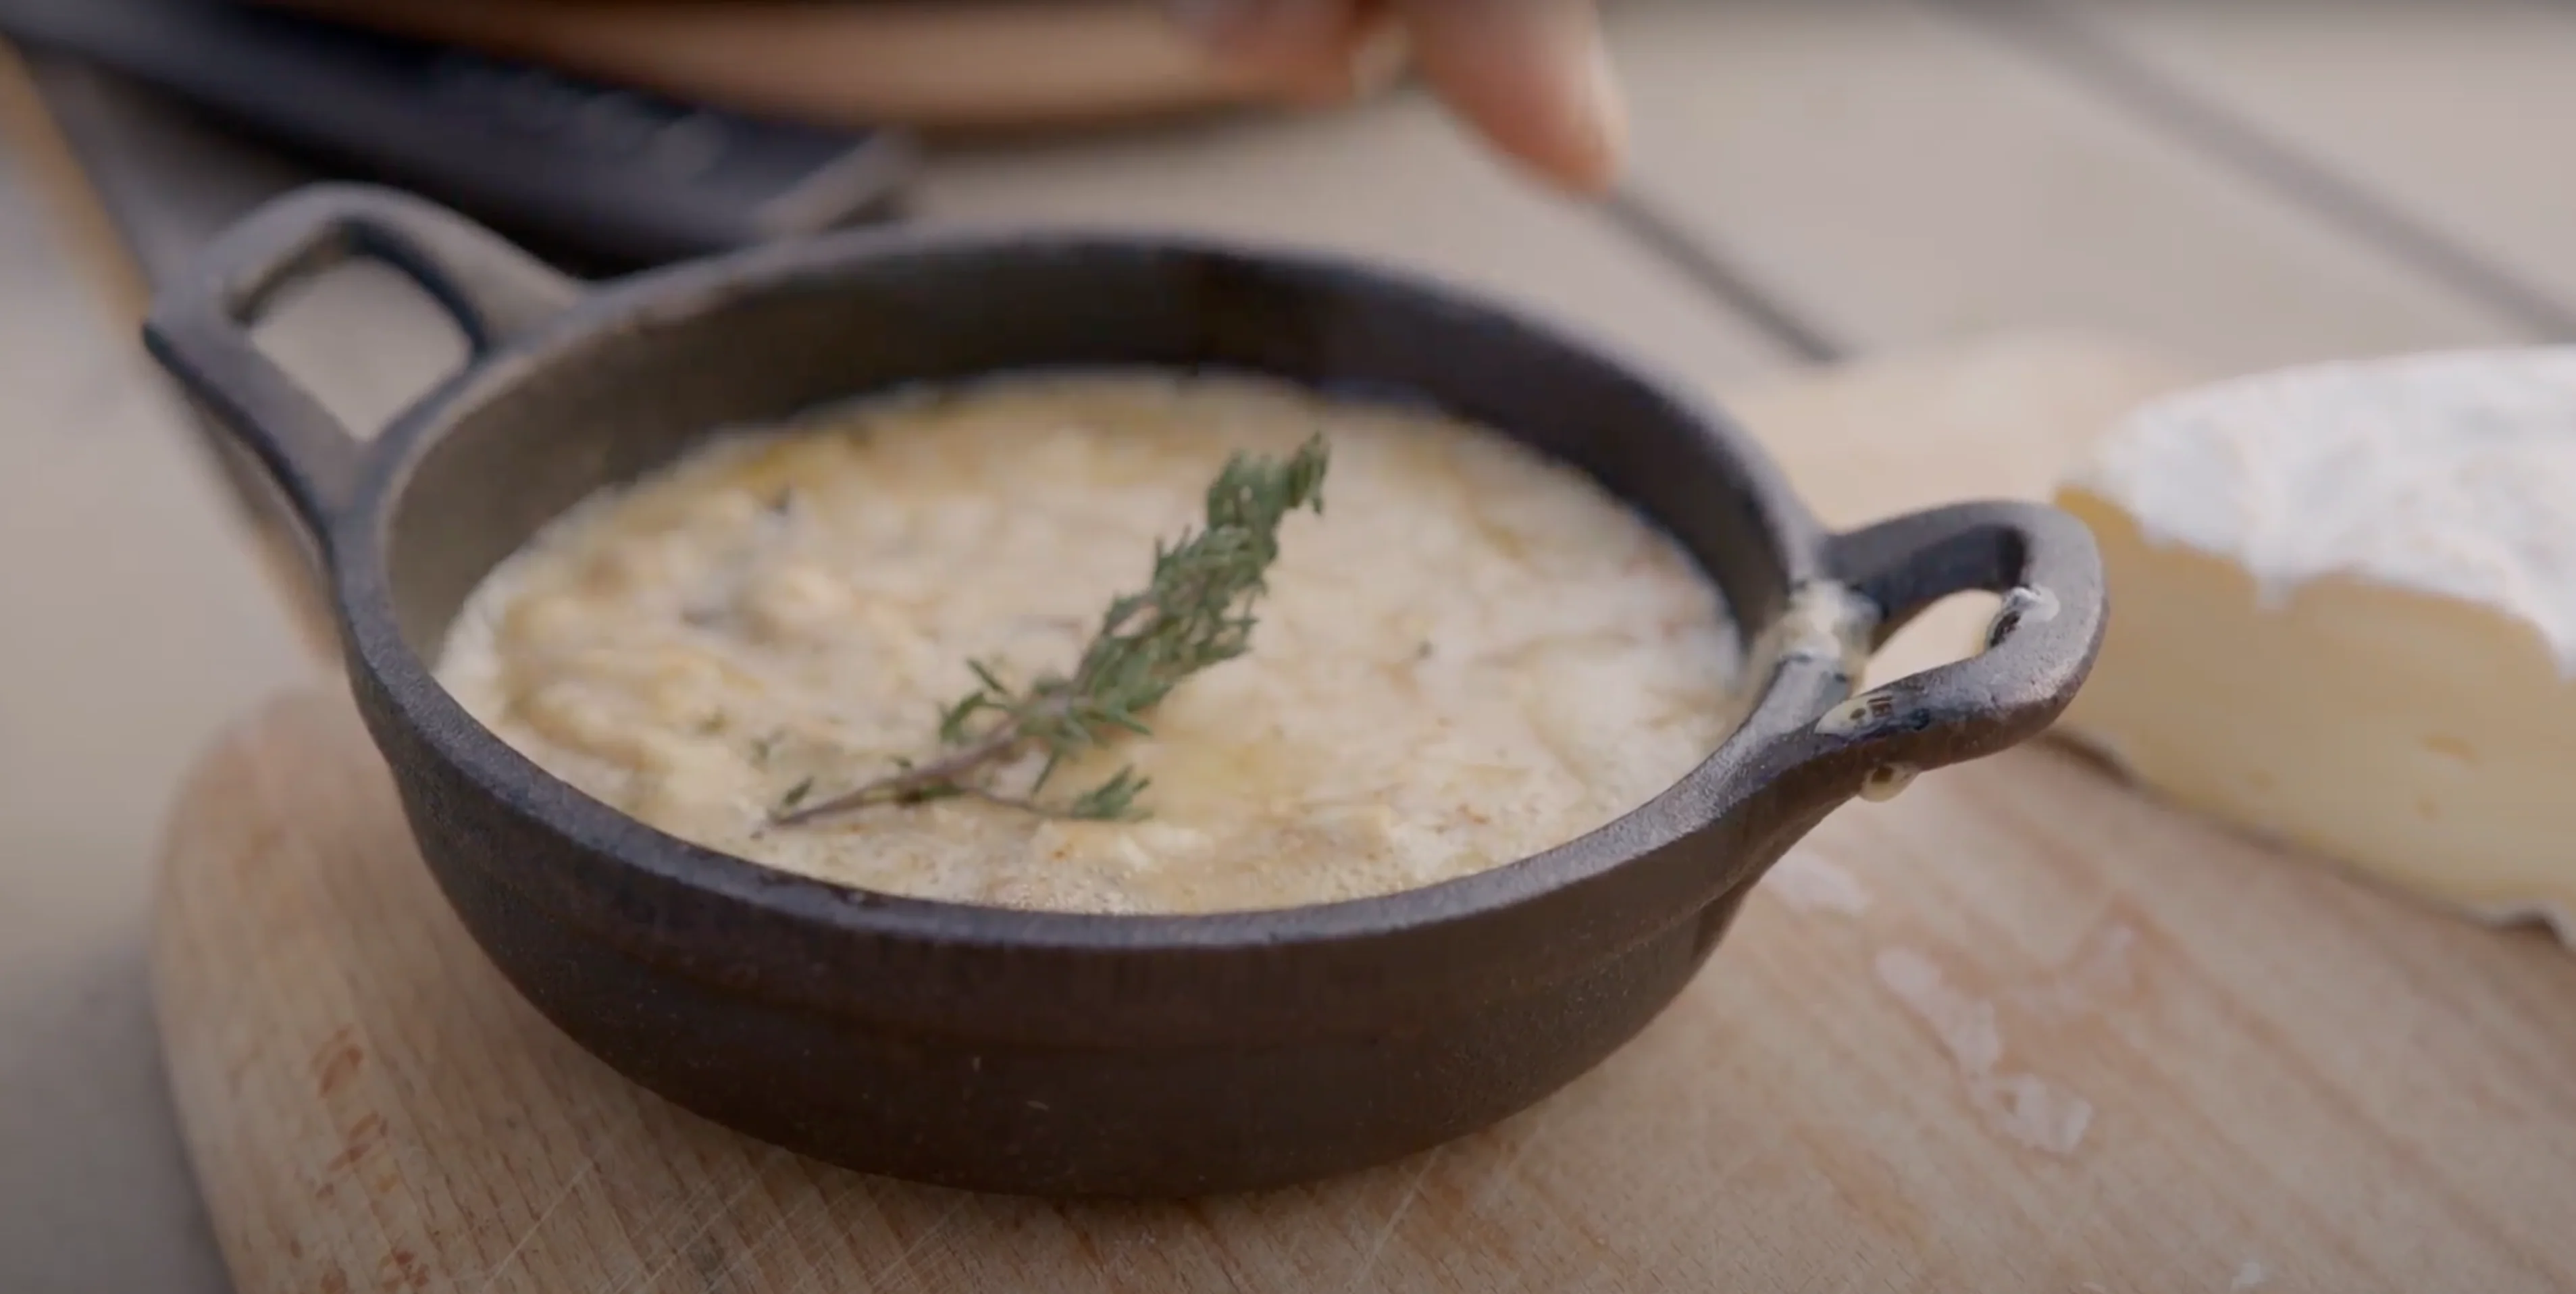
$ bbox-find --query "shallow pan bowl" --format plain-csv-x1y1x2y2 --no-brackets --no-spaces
144,183,2105,1198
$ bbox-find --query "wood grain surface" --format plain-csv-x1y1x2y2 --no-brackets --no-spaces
2046,0,2576,326
151,335,2576,1293
1607,0,2543,373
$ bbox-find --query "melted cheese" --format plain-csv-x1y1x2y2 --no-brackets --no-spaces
435,371,1744,914
2055,348,2576,943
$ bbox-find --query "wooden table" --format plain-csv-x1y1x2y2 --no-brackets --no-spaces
5,3,2576,1289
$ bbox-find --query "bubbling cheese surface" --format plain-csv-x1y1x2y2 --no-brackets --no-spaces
2056,347,2576,943
435,370,1743,914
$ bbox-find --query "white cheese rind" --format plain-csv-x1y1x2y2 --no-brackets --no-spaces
2056,348,2576,947
2066,346,2576,674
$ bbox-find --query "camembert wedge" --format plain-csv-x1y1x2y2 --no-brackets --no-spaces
2055,348,2576,944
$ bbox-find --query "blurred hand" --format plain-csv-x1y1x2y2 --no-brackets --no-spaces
1166,0,1626,194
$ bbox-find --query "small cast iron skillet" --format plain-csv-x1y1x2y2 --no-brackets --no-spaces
144,183,2106,1199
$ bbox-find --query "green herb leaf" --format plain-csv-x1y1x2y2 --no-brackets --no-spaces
1065,767,1150,822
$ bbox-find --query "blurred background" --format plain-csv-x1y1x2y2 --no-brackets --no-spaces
1,1,2570,1289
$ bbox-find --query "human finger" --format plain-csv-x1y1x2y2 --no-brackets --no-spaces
1395,0,1625,192
1164,0,1384,101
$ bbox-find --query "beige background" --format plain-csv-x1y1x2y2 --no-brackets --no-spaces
0,145,303,1290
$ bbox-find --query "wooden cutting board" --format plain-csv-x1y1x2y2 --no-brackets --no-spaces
151,334,2576,1293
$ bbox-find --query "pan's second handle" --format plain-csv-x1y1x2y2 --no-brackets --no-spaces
1814,499,2109,775
142,182,583,547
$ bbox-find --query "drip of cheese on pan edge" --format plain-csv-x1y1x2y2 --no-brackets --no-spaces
2051,346,2576,946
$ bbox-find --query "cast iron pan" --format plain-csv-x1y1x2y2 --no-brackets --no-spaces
140,182,2107,1199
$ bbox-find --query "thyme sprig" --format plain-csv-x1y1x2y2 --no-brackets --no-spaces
773,434,1329,826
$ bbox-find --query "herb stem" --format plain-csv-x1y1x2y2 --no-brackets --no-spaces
768,719,1029,826
774,434,1329,826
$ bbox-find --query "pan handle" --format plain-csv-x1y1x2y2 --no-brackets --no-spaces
1830,498,2107,769
1772,499,2109,791
142,182,582,549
